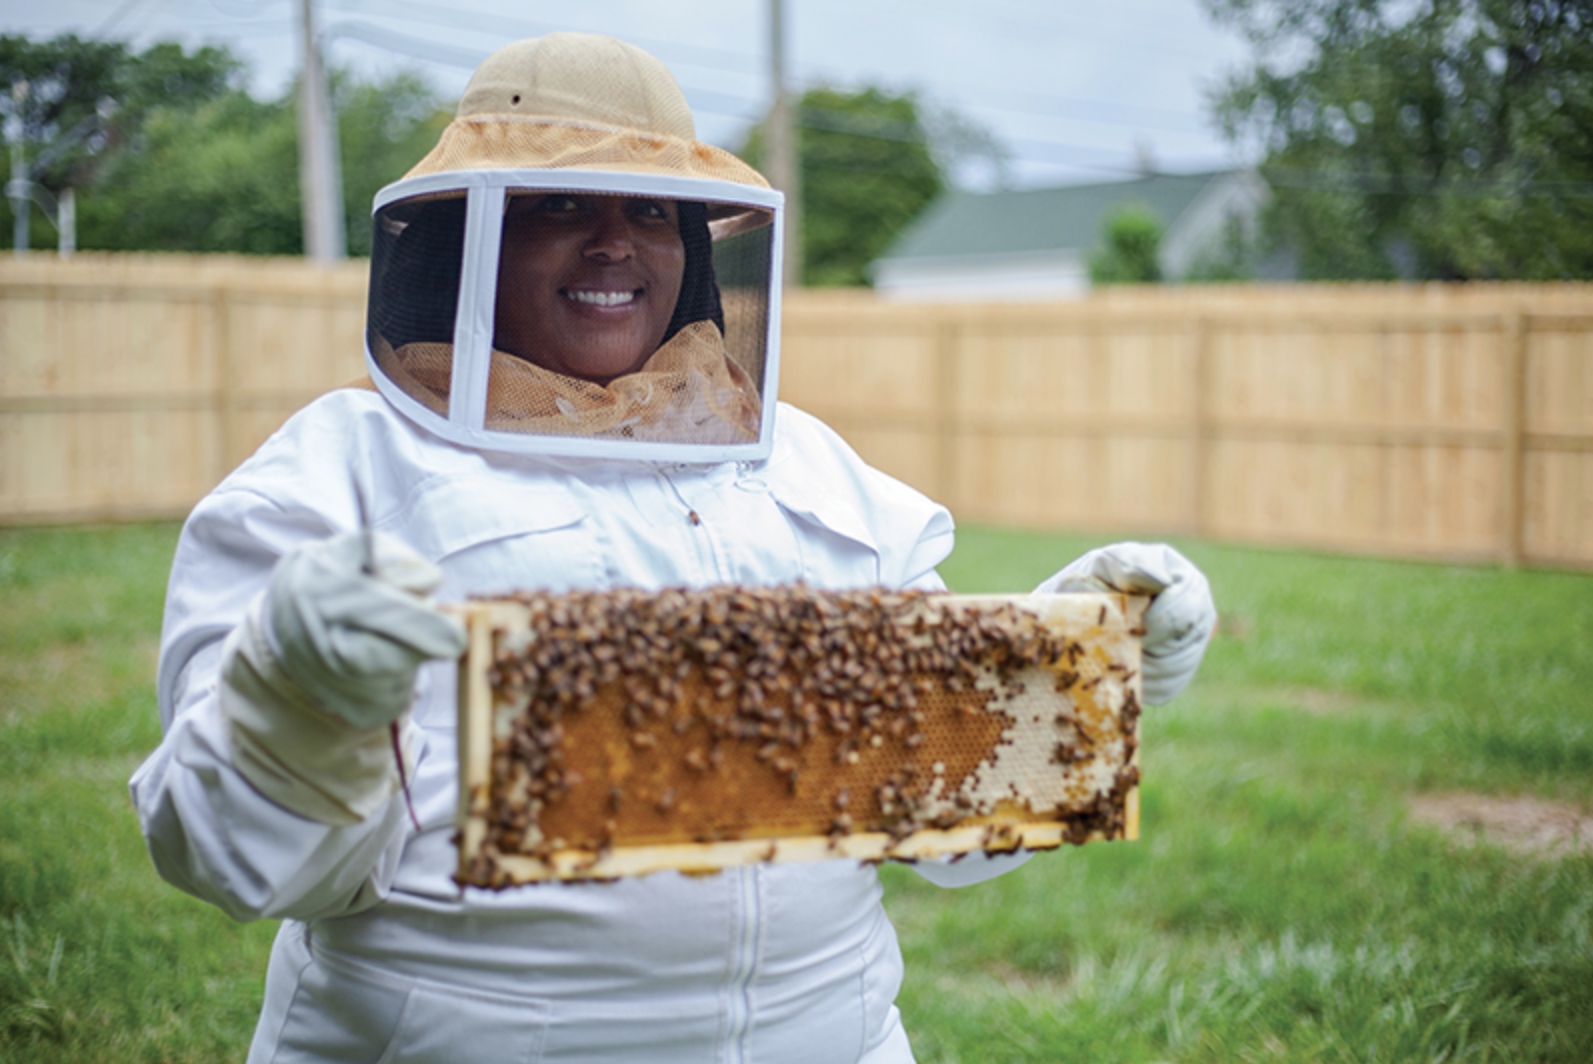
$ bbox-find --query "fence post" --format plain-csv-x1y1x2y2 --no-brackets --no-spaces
1500,312,1528,566
1189,317,1213,539
212,283,238,488
934,318,960,512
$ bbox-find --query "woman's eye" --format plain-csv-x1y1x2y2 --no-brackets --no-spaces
631,200,670,221
537,195,581,214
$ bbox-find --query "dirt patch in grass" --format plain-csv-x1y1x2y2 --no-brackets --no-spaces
0,637,158,719
1409,793,1593,859
1207,684,1373,716
1286,687,1361,715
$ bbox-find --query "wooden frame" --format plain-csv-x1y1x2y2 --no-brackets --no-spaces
454,590,1147,887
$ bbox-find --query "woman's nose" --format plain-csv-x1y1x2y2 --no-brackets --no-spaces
582,202,635,261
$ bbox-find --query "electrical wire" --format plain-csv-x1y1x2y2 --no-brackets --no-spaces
325,0,763,75
857,0,1245,66
320,0,1213,135
322,20,490,72
93,0,149,39
1259,166,1593,197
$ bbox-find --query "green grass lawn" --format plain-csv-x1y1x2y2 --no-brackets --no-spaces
2,523,1589,1062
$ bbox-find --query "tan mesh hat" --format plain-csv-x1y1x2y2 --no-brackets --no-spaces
406,33,770,189
363,33,784,463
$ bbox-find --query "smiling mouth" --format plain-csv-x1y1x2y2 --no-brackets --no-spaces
564,288,639,308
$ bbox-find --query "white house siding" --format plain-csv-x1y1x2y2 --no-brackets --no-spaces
871,249,1089,302
1160,171,1271,280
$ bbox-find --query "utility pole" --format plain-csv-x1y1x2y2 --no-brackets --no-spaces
766,0,801,287
57,187,74,258
297,0,346,262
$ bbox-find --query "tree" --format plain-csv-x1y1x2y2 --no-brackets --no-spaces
336,72,451,256
743,87,948,287
1203,0,1593,280
1183,213,1260,282
1089,205,1165,285
1,34,246,250
2,33,449,256
80,90,302,254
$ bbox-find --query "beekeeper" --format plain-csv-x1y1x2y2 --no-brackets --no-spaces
130,32,1215,1064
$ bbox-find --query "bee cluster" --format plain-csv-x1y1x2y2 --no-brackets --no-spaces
463,585,1139,888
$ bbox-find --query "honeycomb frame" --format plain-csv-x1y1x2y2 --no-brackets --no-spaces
454,588,1147,887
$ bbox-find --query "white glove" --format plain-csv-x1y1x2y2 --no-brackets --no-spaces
265,531,467,729
220,531,467,824
1034,542,1215,705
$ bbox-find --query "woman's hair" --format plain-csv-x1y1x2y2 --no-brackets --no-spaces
370,195,722,355
664,201,724,341
368,196,468,350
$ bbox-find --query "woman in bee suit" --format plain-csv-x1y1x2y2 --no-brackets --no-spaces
130,32,1215,1063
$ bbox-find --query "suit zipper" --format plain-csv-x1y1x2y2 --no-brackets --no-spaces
724,865,762,1063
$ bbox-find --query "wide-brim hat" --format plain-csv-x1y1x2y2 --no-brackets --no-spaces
404,32,771,217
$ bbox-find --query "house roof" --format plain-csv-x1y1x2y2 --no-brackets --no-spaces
878,170,1231,263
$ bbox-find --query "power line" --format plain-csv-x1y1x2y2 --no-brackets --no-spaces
94,0,149,39
317,22,1215,180
863,0,1244,67
309,8,1236,185
325,1,1214,138
326,0,764,76
1260,166,1593,198
323,20,490,71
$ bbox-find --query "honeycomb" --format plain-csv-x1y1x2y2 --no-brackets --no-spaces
454,586,1146,887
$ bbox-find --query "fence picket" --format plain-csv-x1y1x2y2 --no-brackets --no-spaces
3,256,1592,567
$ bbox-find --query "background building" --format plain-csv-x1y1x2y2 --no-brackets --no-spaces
870,169,1281,301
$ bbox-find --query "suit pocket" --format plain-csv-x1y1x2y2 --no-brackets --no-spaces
397,475,605,601
375,981,549,1064
268,937,549,1064
768,481,884,588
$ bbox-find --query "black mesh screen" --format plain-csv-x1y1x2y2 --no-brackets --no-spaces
368,194,468,350
365,185,774,450
481,190,772,446
712,223,776,386
367,194,469,417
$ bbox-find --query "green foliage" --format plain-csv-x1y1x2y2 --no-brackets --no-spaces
1182,213,1259,282
336,72,452,256
0,34,246,250
0,524,276,1062
1088,204,1165,285
1204,0,1593,279
3,522,1591,1060
743,87,946,286
914,525,1593,1061
80,92,301,254
0,34,245,184
1,33,450,256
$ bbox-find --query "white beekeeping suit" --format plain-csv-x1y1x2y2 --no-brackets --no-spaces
130,33,1215,1064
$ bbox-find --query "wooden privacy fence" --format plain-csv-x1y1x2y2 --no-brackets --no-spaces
3,254,1592,568
782,287,1593,568
1,255,369,523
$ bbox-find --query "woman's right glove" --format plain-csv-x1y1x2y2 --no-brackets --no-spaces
219,531,468,825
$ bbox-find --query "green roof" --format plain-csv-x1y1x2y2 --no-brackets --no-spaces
880,170,1228,262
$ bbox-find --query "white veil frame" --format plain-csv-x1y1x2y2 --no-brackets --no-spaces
365,169,785,463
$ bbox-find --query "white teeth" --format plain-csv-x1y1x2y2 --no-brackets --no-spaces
566,289,637,307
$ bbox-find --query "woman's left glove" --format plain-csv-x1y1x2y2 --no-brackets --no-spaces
1034,542,1215,705
219,531,468,824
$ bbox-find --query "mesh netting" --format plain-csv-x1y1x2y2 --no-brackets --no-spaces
368,193,468,418
366,186,773,448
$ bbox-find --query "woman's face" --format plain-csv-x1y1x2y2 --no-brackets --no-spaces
494,193,686,384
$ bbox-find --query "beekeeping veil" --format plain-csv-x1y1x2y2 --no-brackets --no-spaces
365,33,783,461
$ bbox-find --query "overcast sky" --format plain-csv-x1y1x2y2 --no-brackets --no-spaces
3,0,1258,189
